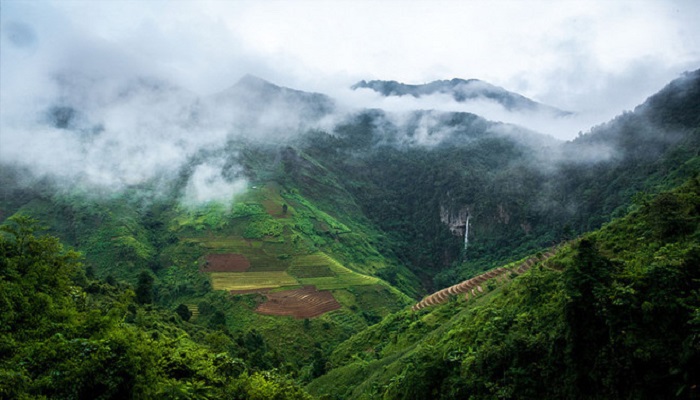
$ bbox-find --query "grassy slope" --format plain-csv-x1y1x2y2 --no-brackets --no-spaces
165,180,412,368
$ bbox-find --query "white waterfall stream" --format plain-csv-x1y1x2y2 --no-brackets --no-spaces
464,215,470,250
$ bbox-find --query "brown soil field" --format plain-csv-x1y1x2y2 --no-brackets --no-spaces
255,285,342,319
201,253,251,272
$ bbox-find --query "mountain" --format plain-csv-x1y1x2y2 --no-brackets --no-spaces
1,69,699,398
208,74,336,127
292,69,700,291
306,176,700,399
352,78,571,115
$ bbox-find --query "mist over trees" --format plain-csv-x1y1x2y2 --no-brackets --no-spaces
1,69,699,399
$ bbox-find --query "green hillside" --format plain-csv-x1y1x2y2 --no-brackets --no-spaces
0,173,414,372
0,214,318,399
307,177,700,399
294,70,700,290
1,70,699,398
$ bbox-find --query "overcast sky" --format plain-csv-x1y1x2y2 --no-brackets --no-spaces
2,0,700,133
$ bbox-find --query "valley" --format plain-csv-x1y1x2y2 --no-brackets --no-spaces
1,68,699,399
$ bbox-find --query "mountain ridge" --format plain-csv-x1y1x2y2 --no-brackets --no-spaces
352,77,572,116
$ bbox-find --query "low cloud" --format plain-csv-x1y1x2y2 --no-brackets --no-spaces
182,160,248,207
1,0,696,206
337,87,603,141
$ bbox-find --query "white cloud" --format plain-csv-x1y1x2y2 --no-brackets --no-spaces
4,0,695,102
183,161,248,207
1,0,698,188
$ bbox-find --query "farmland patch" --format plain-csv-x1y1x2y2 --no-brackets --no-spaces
255,285,342,319
201,253,251,272
288,264,336,278
209,271,298,291
291,253,379,290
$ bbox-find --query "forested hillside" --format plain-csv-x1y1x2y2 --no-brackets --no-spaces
0,215,313,399
1,69,699,399
307,177,700,399
295,69,700,289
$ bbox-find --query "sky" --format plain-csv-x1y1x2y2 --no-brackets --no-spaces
1,0,699,200
2,0,699,110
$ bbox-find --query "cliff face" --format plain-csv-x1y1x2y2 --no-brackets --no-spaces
440,205,470,237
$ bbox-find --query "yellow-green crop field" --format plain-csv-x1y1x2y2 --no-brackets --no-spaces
207,252,379,291
210,271,299,291
291,253,378,290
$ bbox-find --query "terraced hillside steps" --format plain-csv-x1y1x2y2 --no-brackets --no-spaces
186,304,200,321
255,285,342,319
411,248,559,311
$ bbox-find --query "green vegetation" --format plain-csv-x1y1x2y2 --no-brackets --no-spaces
210,271,298,291
293,70,700,291
0,215,312,399
0,171,413,397
290,253,379,290
307,177,700,399
0,69,699,399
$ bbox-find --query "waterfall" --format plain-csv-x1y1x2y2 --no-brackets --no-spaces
464,215,470,250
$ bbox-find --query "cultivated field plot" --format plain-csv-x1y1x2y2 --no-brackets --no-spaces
210,271,298,291
255,285,342,319
201,253,251,272
291,253,378,290
193,236,292,271
194,236,258,252
288,263,336,278
245,254,291,271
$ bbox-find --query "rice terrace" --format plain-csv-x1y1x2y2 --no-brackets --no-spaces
204,251,379,317
201,253,251,272
181,182,390,318
256,285,342,319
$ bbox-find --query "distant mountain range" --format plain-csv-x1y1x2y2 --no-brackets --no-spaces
353,78,572,116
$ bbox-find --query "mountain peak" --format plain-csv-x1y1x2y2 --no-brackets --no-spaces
352,78,570,115
212,74,336,119
237,74,274,86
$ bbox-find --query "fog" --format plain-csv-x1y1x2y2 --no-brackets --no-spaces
1,0,698,204
338,86,605,140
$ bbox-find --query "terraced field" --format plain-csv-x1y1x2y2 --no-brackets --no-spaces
412,248,560,311
176,183,397,318
255,285,342,319
288,263,336,278
201,253,251,272
195,237,292,272
210,271,298,291
290,253,378,290
186,304,200,321
194,236,255,251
